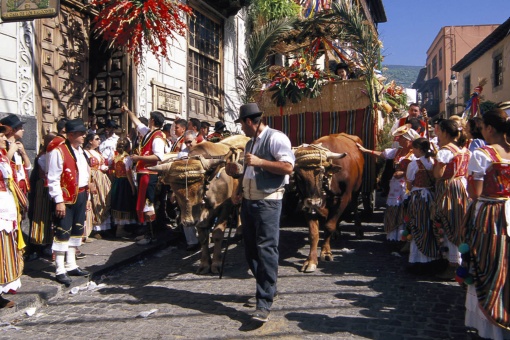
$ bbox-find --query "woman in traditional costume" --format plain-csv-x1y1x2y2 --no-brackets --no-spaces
27,133,56,249
462,109,510,339
84,133,112,238
433,119,470,279
110,137,137,235
404,138,439,269
357,125,420,241
0,123,24,309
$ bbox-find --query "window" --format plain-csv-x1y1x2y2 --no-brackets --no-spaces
463,74,471,102
188,10,221,99
494,54,503,87
432,56,437,77
438,48,442,70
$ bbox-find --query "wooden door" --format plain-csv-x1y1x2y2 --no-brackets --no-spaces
88,38,130,134
39,4,89,133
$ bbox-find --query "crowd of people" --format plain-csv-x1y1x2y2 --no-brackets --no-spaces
1,101,510,333
358,104,510,340
0,109,233,308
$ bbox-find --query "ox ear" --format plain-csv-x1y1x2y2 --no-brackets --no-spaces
326,164,342,175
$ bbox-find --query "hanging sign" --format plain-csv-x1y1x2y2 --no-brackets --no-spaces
2,0,59,21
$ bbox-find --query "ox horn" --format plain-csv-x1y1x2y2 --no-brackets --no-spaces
147,162,174,172
325,151,347,160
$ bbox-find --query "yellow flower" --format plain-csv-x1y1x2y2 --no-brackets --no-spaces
298,58,306,64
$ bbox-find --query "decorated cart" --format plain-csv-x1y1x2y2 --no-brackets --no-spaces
256,79,378,211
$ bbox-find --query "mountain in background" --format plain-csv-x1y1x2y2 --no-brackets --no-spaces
382,65,423,88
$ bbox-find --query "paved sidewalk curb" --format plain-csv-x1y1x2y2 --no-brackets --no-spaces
0,229,180,319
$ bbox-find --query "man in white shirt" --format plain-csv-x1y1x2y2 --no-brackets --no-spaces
47,119,91,285
99,119,120,168
232,103,295,323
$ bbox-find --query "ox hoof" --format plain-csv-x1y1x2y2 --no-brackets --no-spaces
196,265,211,275
301,263,317,273
211,262,222,274
320,253,334,262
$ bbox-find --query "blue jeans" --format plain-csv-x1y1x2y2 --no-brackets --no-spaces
241,199,282,310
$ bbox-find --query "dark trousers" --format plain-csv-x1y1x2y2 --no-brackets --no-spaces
241,199,282,310
54,191,87,242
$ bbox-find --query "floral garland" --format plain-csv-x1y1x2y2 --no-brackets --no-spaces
90,0,193,65
267,56,336,107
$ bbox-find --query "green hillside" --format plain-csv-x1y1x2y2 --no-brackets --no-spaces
382,65,423,88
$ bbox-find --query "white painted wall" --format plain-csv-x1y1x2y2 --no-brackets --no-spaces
0,22,18,115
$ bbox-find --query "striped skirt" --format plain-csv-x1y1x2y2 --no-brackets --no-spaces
384,204,403,235
29,179,53,245
434,178,470,246
87,169,112,234
406,190,439,259
465,198,510,329
0,228,24,290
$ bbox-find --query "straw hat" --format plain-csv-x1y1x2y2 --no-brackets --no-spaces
392,124,420,141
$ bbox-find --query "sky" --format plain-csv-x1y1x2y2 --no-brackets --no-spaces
379,0,510,66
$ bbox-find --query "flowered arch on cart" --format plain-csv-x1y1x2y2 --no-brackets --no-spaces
90,0,193,65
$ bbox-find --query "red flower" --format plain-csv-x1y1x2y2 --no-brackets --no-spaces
90,0,193,65
297,82,306,89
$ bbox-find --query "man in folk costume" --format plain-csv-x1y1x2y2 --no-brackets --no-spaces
390,103,428,137
170,119,187,152
207,121,230,143
122,105,166,245
0,114,32,197
47,119,91,285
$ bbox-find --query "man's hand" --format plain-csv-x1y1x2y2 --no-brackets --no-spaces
232,191,243,205
86,200,92,212
245,153,263,167
121,104,129,113
55,202,66,219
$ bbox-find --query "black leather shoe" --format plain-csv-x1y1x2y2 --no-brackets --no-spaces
67,267,90,276
186,243,200,251
56,273,72,285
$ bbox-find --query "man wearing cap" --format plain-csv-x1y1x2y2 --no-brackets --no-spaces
98,119,120,168
0,114,32,196
207,121,230,143
47,118,91,285
232,103,295,323
122,105,166,244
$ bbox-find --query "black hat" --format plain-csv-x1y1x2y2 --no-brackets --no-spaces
214,121,226,132
0,114,25,129
65,118,87,133
105,119,120,129
234,103,262,123
335,62,349,73
162,123,172,132
0,123,11,134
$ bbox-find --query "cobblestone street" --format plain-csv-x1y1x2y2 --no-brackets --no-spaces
0,206,480,339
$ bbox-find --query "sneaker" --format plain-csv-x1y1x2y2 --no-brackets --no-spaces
75,250,87,260
251,308,270,322
136,237,153,246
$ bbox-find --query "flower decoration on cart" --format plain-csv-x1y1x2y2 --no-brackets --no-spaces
90,0,194,65
266,55,337,108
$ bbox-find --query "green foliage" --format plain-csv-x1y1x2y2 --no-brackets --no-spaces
250,0,301,24
382,65,422,88
377,117,395,151
236,18,297,104
480,100,497,113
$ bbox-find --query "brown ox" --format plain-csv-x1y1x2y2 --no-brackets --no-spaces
293,133,364,272
150,135,249,274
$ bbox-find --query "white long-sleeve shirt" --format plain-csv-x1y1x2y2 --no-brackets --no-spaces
47,145,90,204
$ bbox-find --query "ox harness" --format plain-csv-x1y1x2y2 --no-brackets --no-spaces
294,144,343,214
